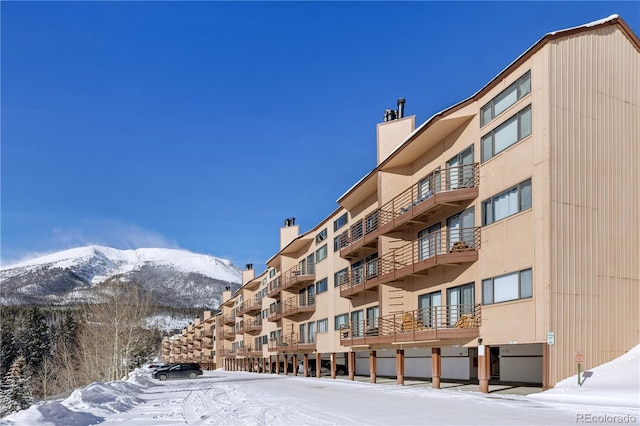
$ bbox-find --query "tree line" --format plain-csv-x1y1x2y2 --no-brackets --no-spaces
0,278,167,418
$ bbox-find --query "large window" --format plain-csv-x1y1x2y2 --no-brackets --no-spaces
481,71,531,126
334,268,348,287
317,318,329,333
315,228,327,244
447,146,474,189
447,207,475,250
481,105,532,162
333,236,340,252
447,283,475,325
350,310,364,337
334,313,349,330
482,179,532,226
315,278,328,294
334,213,348,231
483,269,532,305
316,244,328,262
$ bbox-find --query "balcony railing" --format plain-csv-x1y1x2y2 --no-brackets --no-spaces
268,291,316,321
223,313,236,325
220,327,236,340
339,257,384,298
268,332,316,352
204,326,214,338
339,164,479,259
282,263,316,291
243,318,263,333
378,164,479,234
236,298,262,316
340,304,481,346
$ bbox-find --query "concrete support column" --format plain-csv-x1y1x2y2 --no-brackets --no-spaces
478,345,490,393
293,354,298,376
348,352,355,381
316,352,322,378
284,354,288,375
432,348,442,389
269,355,273,373
262,357,266,374
303,353,309,377
276,354,280,374
331,352,336,379
369,350,377,384
396,349,405,386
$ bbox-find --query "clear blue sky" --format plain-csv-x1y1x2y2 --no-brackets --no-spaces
2,1,639,269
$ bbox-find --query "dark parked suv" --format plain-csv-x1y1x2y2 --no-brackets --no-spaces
153,363,203,381
298,359,347,376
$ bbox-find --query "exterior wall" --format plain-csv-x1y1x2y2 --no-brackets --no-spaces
377,116,415,165
546,27,640,384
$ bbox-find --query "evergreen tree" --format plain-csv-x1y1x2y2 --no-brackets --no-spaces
0,314,17,377
0,357,34,418
19,307,51,371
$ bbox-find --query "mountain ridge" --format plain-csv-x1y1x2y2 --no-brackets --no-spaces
0,246,242,309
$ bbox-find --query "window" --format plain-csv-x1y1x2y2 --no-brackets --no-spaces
447,207,475,250
447,146,474,189
483,268,532,305
261,287,267,299
482,179,532,226
317,318,328,333
481,71,531,126
418,223,441,260
261,309,268,319
334,268,348,287
351,310,364,337
316,244,327,262
315,228,327,244
365,211,379,234
269,268,276,278
418,168,441,198
315,278,328,294
365,253,379,279
366,306,379,331
334,313,348,330
333,236,340,252
334,213,348,231
482,105,532,162
418,291,442,328
447,283,475,325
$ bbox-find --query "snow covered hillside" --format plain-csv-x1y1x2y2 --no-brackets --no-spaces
0,246,242,309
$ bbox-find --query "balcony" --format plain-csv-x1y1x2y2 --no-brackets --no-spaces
204,326,214,338
268,333,316,353
339,210,380,259
378,227,480,285
340,258,384,298
270,293,315,321
340,304,481,346
267,276,282,298
220,348,236,358
282,264,315,291
379,164,479,235
220,327,236,340
239,345,263,358
203,339,214,349
223,313,236,325
243,318,263,333
236,298,262,316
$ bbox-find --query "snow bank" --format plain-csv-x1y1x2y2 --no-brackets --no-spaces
62,380,144,414
529,344,640,409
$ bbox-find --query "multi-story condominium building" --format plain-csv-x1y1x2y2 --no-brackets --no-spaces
166,15,639,391
162,310,219,369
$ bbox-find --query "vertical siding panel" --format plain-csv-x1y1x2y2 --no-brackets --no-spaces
549,26,640,384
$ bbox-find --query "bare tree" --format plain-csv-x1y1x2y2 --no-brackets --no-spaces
77,277,154,382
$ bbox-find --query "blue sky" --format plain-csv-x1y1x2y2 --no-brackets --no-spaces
2,1,639,269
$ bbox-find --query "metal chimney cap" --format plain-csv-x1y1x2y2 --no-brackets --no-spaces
397,98,406,104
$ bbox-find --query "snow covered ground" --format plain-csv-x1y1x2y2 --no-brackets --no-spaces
2,345,638,425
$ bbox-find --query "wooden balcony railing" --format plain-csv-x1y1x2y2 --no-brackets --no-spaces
268,332,316,352
376,227,480,284
237,298,262,316
220,327,236,340
204,326,214,338
340,304,481,346
339,257,384,298
282,263,316,291
223,313,236,325
267,291,316,322
243,318,263,333
339,164,479,259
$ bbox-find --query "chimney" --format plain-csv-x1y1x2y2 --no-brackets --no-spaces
377,98,415,164
397,98,405,118
242,263,255,285
280,217,300,250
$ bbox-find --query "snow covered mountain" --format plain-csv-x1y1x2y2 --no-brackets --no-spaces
0,246,242,309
